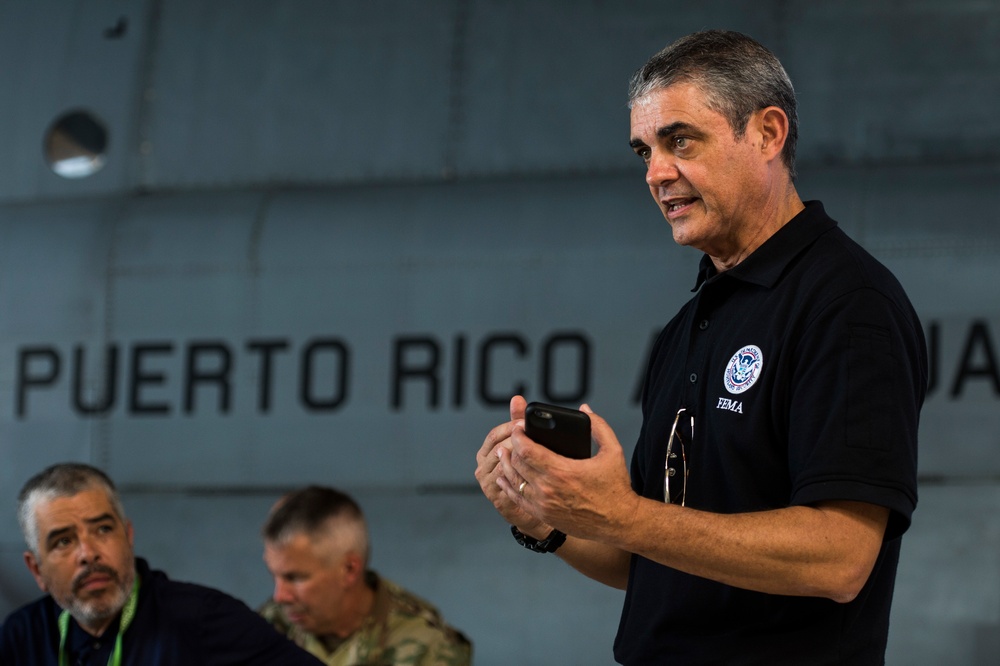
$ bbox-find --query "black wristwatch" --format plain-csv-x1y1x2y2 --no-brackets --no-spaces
510,525,567,553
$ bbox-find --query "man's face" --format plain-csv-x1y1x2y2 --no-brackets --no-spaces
263,532,351,636
24,487,136,634
629,82,772,262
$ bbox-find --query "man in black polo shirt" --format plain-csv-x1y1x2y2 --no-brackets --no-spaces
475,30,926,665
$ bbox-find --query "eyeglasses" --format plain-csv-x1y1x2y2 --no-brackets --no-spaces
664,408,693,506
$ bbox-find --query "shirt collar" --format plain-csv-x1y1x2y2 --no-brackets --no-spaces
692,200,836,291
67,609,122,661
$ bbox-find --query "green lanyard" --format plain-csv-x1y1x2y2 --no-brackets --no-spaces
58,575,140,666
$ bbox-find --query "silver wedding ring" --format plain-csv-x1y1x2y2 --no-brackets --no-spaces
518,480,527,495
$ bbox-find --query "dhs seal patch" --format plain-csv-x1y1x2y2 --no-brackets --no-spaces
724,345,763,395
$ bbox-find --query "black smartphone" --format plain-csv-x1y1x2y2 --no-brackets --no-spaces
524,402,592,459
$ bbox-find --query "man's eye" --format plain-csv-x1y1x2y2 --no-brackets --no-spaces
673,137,689,150
635,148,651,161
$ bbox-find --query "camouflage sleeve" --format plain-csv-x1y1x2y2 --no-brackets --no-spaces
378,578,472,666
377,626,472,666
417,631,472,666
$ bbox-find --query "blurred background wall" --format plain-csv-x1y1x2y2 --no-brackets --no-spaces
0,1,998,663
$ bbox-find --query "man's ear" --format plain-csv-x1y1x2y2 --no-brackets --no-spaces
342,551,365,584
755,106,789,163
23,551,49,593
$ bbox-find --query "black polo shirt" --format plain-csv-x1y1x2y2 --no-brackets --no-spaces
0,558,323,665
614,201,927,665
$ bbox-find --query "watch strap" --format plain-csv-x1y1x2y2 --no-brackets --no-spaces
510,525,567,553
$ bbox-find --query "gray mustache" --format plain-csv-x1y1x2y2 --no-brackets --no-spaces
72,564,120,593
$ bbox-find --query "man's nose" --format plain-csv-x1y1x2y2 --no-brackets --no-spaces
646,150,680,187
274,579,294,604
77,534,100,564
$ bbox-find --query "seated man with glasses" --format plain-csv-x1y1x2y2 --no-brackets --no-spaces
475,30,926,665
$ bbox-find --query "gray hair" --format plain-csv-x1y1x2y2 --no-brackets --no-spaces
628,30,799,179
17,463,128,556
262,485,370,566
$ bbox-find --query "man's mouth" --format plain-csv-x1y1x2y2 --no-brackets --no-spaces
665,197,698,214
283,608,308,625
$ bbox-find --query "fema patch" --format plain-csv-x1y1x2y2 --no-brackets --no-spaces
723,345,763,395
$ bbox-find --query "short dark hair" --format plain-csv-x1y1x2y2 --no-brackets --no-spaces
262,485,369,563
629,30,799,179
17,463,127,555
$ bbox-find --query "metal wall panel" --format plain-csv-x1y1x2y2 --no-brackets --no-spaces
0,0,149,202
5,1,1000,198
787,2,1000,165
889,485,1000,665
143,0,457,187
141,0,1000,185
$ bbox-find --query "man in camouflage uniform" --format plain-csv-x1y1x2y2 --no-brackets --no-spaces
260,486,471,666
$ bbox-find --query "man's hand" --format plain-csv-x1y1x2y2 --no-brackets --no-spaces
474,395,551,539
496,403,639,543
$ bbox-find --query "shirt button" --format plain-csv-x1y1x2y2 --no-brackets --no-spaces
689,373,698,383
699,319,709,330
